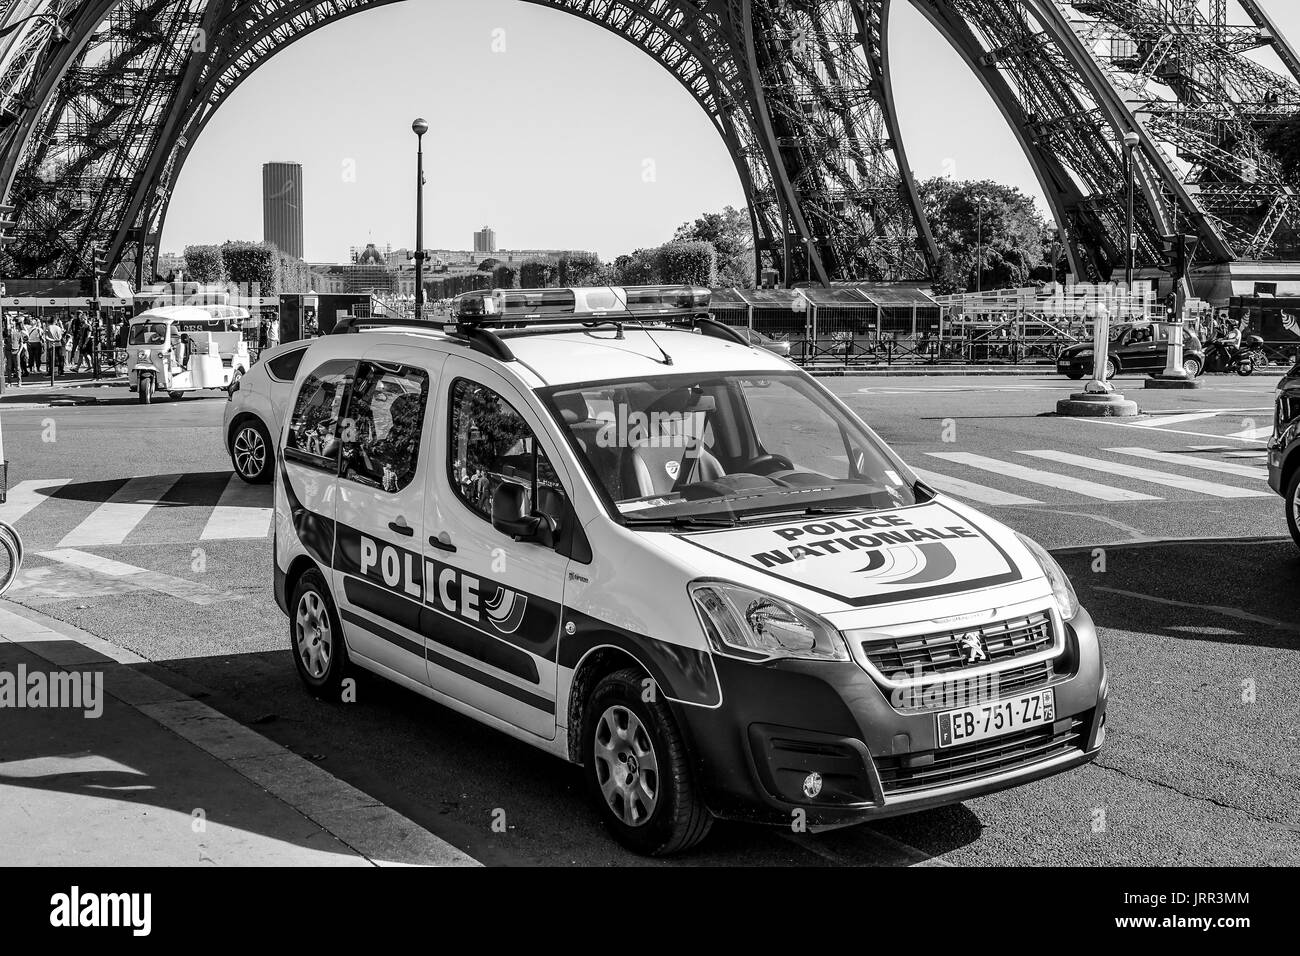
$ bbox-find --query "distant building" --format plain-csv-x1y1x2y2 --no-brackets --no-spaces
263,162,304,260
473,226,497,255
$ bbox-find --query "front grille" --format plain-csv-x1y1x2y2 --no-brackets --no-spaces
875,714,1087,795
862,611,1054,679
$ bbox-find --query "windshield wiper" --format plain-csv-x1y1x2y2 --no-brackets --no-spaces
737,505,863,523
623,514,738,528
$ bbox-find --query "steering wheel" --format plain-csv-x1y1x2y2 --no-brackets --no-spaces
738,453,794,475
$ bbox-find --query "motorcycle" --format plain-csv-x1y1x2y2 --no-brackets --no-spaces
1203,334,1267,376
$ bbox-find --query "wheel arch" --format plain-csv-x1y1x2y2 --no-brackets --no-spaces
565,645,659,764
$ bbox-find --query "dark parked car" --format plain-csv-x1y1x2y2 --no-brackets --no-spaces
736,327,793,358
1056,323,1204,380
1267,359,1300,547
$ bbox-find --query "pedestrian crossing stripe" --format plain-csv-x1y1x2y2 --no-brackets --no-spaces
926,452,1160,502
910,467,1042,506
0,479,71,523
201,474,274,541
1018,450,1269,499
1104,447,1267,480
58,474,183,548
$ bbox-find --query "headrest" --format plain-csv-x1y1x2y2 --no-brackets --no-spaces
554,391,589,425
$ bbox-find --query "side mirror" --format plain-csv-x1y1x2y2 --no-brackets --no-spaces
491,480,556,547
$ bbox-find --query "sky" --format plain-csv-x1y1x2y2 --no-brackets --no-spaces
161,0,1300,264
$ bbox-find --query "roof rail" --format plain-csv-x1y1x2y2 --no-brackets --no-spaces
330,316,439,335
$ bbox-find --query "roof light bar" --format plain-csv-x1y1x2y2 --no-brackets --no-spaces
451,285,712,326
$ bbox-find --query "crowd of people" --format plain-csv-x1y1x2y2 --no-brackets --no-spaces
3,311,105,384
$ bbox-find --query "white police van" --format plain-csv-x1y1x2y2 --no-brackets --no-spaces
273,285,1107,855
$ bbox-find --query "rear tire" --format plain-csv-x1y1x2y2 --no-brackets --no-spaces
581,667,712,856
1286,470,1300,551
1237,358,1255,376
169,391,185,401
1182,357,1202,378
291,568,349,699
1065,370,1084,380
1103,357,1117,380
231,418,274,484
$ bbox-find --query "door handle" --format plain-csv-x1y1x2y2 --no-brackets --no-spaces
428,533,457,553
388,520,414,537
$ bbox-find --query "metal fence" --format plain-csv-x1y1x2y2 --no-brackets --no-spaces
709,303,1086,368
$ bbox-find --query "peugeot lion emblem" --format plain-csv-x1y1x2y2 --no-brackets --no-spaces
958,631,988,664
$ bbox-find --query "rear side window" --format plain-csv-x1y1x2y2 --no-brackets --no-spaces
266,346,308,382
285,359,355,470
340,362,429,492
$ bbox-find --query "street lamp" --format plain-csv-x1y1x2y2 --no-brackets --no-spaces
412,117,429,321
975,196,987,294
1123,129,1140,289
804,234,818,287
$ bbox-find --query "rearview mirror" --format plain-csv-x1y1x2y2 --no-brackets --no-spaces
492,480,557,547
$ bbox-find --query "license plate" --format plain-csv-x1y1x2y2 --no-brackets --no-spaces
936,689,1055,748
1057,361,1070,368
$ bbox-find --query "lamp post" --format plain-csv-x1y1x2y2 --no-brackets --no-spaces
1123,130,1139,289
805,234,817,287
975,196,986,294
412,117,429,321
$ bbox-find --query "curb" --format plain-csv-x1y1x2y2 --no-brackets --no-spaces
0,599,479,867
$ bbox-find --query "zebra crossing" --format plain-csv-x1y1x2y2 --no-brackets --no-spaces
0,472,273,549
920,445,1270,506
0,442,1275,554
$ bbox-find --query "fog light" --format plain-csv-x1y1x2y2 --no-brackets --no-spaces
802,772,823,799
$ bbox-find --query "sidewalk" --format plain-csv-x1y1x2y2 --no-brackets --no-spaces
0,601,477,866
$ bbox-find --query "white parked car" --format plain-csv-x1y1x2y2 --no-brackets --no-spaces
223,340,312,483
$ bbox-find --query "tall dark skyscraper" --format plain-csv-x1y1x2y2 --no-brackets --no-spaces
263,162,304,259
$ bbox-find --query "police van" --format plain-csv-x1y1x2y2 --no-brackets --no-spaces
273,284,1107,855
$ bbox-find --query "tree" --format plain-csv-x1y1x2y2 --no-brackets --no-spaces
519,257,558,288
492,264,517,289
557,251,603,286
673,205,754,287
917,178,1053,294
221,240,280,293
658,241,718,287
478,257,501,272
183,244,225,283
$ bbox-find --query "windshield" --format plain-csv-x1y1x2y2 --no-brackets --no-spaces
129,322,168,346
540,371,916,525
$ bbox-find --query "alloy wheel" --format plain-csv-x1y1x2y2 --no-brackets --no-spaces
234,427,266,478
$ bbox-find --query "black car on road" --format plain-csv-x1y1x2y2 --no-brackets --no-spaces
1268,360,1300,547
1056,322,1205,380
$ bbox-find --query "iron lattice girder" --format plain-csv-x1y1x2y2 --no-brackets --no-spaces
1,0,1298,282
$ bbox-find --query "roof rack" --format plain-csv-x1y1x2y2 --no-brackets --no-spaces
329,315,513,361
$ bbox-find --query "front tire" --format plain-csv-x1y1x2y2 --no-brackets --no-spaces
581,667,712,856
137,374,154,404
1183,357,1203,377
291,568,349,698
1065,369,1085,380
231,418,274,484
1287,470,1300,551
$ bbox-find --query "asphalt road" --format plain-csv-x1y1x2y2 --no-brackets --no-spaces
1,372,1297,865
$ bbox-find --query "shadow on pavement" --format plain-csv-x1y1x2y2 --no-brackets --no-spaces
0,639,364,865
1058,539,1300,652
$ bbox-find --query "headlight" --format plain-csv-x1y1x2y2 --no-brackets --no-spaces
689,581,849,661
1015,532,1079,621
1076,349,1093,357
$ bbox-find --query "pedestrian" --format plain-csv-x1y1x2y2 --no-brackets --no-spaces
26,317,43,373
267,317,280,350
45,315,66,375
257,318,269,351
3,314,21,385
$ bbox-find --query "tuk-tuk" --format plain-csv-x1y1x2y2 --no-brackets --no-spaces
128,306,251,404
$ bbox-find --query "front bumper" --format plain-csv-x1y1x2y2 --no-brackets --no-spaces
677,607,1107,828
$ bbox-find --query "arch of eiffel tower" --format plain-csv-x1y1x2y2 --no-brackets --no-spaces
0,1,1297,287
